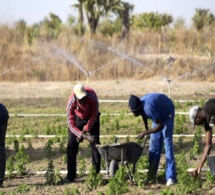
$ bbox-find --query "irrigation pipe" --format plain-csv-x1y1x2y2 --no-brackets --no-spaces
98,100,200,103
6,134,213,138
5,168,209,176
9,112,189,117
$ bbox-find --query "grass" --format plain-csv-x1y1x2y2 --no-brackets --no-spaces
0,24,215,82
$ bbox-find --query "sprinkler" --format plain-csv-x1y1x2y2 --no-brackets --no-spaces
165,56,176,98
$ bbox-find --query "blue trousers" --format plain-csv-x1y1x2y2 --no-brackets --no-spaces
149,118,177,181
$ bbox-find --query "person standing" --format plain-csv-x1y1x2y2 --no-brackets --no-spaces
128,93,177,186
0,103,9,187
65,83,101,182
189,98,215,177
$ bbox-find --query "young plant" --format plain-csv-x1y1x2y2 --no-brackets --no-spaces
45,160,62,185
177,136,184,148
175,151,203,194
78,156,86,177
192,126,202,155
160,188,174,195
106,166,129,195
6,156,15,179
44,139,54,158
205,170,215,184
16,183,30,193
134,156,149,187
27,140,33,150
13,139,19,153
84,166,103,190
64,187,80,195
59,141,66,154
14,145,30,176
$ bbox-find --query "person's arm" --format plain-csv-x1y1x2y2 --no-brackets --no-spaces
83,97,98,133
193,129,212,177
67,95,83,139
142,115,148,130
138,118,164,139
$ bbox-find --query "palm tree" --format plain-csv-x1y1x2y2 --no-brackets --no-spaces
43,13,62,39
72,0,127,35
72,0,86,35
72,0,85,24
192,9,214,46
83,0,101,35
113,2,133,39
192,9,213,32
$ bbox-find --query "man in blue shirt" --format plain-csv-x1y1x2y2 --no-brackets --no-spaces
128,93,177,186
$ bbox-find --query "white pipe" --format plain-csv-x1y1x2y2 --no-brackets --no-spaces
9,111,189,117
5,168,209,175
98,100,198,103
6,134,212,138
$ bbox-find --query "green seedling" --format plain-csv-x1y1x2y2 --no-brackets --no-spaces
84,166,103,190
45,160,62,185
14,145,30,176
106,166,129,195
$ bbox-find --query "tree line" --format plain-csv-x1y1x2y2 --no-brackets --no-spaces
4,0,214,45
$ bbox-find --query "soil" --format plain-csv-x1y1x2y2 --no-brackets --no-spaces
1,80,215,195
0,78,215,100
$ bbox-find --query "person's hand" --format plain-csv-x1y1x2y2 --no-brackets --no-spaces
83,125,88,132
137,131,146,139
212,137,215,144
81,132,95,143
192,167,201,178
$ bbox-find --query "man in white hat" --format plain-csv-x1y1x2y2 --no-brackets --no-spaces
189,98,215,177
65,83,101,182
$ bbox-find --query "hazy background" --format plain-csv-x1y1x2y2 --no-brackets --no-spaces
1,0,215,26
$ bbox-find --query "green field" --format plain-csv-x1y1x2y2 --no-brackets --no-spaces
1,96,215,195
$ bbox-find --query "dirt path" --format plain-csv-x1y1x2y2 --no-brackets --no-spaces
0,79,215,99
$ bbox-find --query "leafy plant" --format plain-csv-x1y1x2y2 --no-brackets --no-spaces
13,139,19,153
78,156,86,177
175,151,203,194
160,188,174,195
14,145,30,175
16,183,30,193
192,126,202,155
45,160,62,185
177,136,184,148
84,166,103,190
59,141,66,154
206,170,215,184
64,187,81,195
106,166,129,195
44,139,54,158
6,156,15,179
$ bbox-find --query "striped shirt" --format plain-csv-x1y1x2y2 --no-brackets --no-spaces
67,87,99,138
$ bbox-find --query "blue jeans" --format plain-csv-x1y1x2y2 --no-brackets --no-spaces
149,118,177,181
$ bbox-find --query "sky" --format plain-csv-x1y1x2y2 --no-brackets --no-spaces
1,0,215,27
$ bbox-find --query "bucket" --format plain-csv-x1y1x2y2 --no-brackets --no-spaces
207,156,215,176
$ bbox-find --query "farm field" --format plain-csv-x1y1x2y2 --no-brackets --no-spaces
1,79,215,195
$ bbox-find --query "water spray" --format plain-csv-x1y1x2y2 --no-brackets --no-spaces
93,40,154,73
51,45,90,85
0,54,54,77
